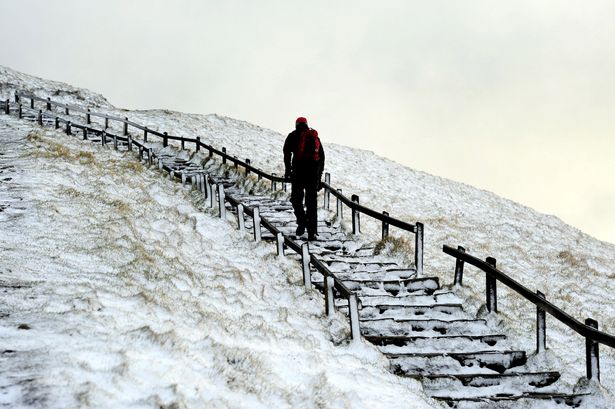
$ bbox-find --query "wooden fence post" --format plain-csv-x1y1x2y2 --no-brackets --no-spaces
104,117,109,129
163,132,168,147
18,104,22,119
123,117,128,136
382,211,389,240
237,204,245,231
222,147,227,163
253,207,261,242
82,128,88,140
301,243,311,290
37,110,42,125
586,318,600,381
101,130,107,145
351,195,360,234
276,233,284,257
127,136,132,151
66,121,72,136
349,294,361,341
536,290,546,353
485,257,498,313
196,137,201,152
144,128,148,142
113,134,118,150
30,98,34,109
4,99,8,115
181,138,185,150
46,97,51,111
324,276,335,316
324,173,331,209
336,189,343,220
272,174,277,191
245,159,251,175
454,246,466,286
415,222,424,276
86,109,91,124
218,184,226,218
209,183,216,208
55,116,59,129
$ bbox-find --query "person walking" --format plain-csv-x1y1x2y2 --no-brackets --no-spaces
283,117,325,241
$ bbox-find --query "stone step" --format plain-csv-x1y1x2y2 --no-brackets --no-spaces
389,350,527,376
360,317,492,337
356,291,463,307
356,303,464,320
369,334,510,354
313,276,439,296
434,392,588,408
421,371,560,390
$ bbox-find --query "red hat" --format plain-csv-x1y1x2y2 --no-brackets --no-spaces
295,117,308,125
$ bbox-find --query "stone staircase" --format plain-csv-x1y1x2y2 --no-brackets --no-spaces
4,99,591,408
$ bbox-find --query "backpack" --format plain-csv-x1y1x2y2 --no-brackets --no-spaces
295,129,321,162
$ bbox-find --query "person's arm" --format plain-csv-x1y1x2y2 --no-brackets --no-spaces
283,133,293,178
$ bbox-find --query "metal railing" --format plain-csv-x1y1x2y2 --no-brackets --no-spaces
443,244,615,382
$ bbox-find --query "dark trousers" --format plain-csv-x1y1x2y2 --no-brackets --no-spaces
290,175,318,235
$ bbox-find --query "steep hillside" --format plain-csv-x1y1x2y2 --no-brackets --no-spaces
1,65,614,405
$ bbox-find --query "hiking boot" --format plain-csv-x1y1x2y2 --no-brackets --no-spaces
307,232,317,241
295,223,306,236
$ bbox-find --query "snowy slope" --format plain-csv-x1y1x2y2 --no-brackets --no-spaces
1,65,615,406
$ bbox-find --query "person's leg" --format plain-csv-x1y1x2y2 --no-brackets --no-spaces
290,179,306,234
305,178,318,239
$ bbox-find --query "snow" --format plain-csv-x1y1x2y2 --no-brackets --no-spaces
2,64,615,407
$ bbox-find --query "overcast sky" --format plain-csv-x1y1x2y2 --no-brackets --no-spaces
2,0,615,244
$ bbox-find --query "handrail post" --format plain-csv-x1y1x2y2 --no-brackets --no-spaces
30,98,34,109
65,106,69,115
415,222,424,276
66,121,72,136
237,204,245,231
196,136,200,152
204,174,210,200
336,189,343,220
209,183,216,208
18,104,22,119
382,211,389,240
272,173,277,191
586,318,600,381
324,276,335,316
163,132,168,147
123,117,128,136
181,138,185,150
148,148,153,167
301,244,311,290
4,99,8,115
454,246,466,286
46,97,51,111
82,128,88,140
101,130,107,145
276,233,284,257
55,116,59,129
253,207,261,242
324,173,331,209
104,117,109,129
113,134,118,150
222,147,227,163
86,109,91,124
536,290,546,353
245,159,251,175
349,294,361,341
218,184,225,218
485,257,498,313
37,110,42,126
351,195,360,234
143,127,148,142
127,136,132,151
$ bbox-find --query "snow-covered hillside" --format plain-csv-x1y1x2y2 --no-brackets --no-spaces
1,65,614,407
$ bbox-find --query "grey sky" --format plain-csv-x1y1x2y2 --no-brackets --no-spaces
2,0,615,243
